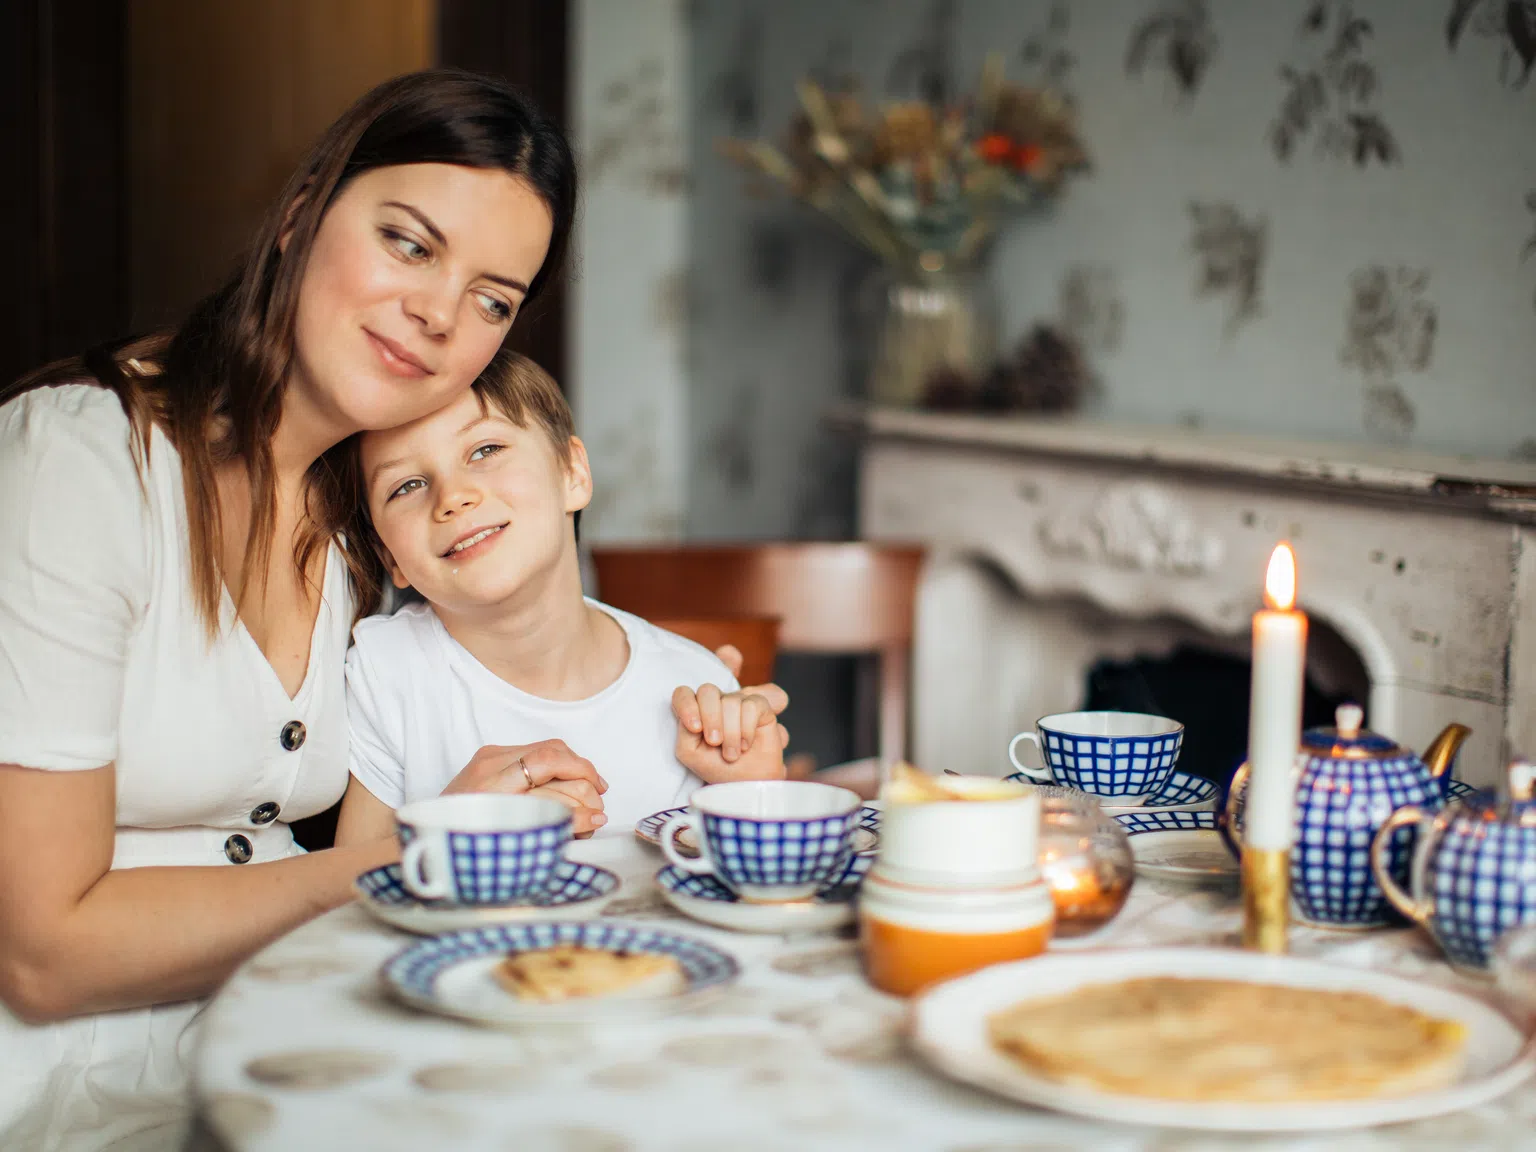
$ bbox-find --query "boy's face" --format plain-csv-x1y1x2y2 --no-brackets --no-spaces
361,387,591,615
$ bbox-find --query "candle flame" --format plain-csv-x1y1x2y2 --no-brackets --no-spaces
1265,543,1297,611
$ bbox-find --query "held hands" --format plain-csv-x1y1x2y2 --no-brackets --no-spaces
672,685,789,783
441,739,609,837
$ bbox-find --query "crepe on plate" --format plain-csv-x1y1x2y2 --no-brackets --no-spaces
493,945,683,1003
986,976,1467,1102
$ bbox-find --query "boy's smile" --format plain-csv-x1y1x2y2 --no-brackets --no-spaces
360,387,591,617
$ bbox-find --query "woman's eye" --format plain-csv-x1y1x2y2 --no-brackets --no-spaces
382,228,429,261
468,443,505,463
476,292,514,323
386,477,425,501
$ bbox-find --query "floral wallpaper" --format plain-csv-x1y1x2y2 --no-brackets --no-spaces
685,0,1536,542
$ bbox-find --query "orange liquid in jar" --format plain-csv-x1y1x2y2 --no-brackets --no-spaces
859,913,1052,997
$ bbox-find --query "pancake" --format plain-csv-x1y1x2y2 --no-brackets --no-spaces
493,945,683,1003
986,976,1467,1102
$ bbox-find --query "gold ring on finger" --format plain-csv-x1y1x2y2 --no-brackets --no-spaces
518,755,535,789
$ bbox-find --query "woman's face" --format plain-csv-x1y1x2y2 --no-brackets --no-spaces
287,163,554,437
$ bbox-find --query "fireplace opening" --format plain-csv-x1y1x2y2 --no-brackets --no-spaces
1081,619,1371,787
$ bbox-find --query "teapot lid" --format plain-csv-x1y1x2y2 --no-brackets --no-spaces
1300,704,1408,760
1452,759,1536,827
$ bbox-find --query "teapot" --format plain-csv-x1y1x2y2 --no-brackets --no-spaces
1221,704,1470,928
1371,759,1536,969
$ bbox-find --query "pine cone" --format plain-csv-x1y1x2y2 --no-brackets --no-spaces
920,365,977,411
977,325,1091,413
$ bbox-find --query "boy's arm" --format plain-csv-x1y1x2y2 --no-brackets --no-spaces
334,776,399,847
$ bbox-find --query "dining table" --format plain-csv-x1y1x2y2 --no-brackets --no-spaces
192,832,1536,1152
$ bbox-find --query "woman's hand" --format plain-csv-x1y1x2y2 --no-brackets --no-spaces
442,740,609,836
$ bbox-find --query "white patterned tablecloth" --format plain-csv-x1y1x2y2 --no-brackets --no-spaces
192,836,1536,1152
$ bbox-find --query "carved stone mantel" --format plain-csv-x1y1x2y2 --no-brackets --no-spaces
847,407,1536,788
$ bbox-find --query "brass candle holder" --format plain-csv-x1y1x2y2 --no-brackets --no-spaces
1241,847,1290,953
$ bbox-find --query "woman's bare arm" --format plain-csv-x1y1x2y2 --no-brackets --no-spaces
0,762,396,1024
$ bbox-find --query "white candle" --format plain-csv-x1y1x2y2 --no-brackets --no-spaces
1246,543,1307,850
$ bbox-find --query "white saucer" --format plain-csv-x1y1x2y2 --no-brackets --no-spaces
654,865,857,934
381,920,739,1025
1115,810,1237,882
353,860,620,934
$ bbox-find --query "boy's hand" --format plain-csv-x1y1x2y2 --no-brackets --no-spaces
671,684,782,762
673,687,788,784
710,644,790,717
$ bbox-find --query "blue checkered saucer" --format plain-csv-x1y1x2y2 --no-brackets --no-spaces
636,803,881,856
1113,810,1236,883
354,860,620,935
1004,769,1218,814
654,864,860,934
380,920,740,1025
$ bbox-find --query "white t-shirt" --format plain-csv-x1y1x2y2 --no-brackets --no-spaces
0,383,353,1149
346,599,739,833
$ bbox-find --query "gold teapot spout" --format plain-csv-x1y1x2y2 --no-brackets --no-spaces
1422,723,1472,781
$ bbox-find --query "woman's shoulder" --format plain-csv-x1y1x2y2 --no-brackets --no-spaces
0,382,151,486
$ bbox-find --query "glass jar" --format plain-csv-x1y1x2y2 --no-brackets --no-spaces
1034,786,1135,937
867,264,997,408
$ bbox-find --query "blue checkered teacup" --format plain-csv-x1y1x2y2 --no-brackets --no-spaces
659,781,865,903
396,794,572,905
1007,711,1185,804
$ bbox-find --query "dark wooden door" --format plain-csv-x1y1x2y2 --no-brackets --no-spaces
437,0,570,387
0,0,130,389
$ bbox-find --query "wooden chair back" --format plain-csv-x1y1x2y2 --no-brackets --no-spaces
650,615,781,688
590,543,925,763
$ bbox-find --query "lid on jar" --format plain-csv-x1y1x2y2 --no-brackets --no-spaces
1447,759,1536,827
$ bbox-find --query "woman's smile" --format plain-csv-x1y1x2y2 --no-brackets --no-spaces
364,327,435,379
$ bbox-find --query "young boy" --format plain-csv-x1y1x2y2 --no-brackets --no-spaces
335,351,785,842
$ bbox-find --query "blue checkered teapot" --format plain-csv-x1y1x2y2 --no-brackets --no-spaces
1371,759,1536,969
1221,704,1471,928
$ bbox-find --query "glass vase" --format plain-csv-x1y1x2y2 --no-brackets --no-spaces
867,268,997,409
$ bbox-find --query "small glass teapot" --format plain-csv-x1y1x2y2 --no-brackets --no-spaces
1371,759,1536,970
1222,703,1470,928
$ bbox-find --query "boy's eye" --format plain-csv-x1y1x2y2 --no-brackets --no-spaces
468,443,505,463
382,228,429,261
386,477,426,501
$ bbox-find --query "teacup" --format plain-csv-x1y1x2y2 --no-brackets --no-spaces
659,780,864,903
1007,711,1184,804
396,794,572,905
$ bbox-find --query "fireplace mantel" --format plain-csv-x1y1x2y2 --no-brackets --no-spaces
847,407,1536,788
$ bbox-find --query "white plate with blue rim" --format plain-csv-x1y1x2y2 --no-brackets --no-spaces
354,860,620,935
635,803,882,857
654,864,862,934
1005,769,1219,814
1114,810,1236,882
380,920,740,1026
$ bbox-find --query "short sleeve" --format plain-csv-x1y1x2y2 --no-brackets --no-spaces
345,624,408,809
0,386,152,770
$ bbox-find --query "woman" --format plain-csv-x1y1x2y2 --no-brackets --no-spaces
0,71,603,1150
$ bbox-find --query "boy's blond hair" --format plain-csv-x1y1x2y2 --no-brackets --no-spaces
471,347,574,464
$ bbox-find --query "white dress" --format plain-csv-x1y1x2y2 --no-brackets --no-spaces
0,384,353,1150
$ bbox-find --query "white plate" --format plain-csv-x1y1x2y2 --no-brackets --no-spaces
911,947,1535,1131
634,803,881,856
654,865,856,934
1115,811,1237,882
353,861,619,934
381,920,739,1026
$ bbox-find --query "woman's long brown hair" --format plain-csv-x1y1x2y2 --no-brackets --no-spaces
2,70,576,630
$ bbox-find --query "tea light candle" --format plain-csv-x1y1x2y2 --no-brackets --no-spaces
1247,544,1308,850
